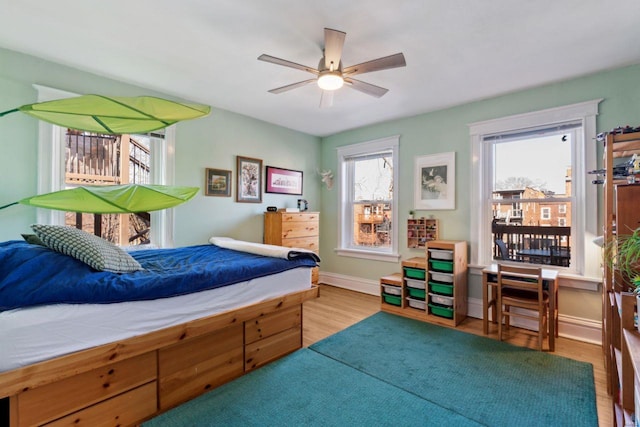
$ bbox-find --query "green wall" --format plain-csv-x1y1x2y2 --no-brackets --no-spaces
319,63,640,323
2,45,639,326
0,47,321,245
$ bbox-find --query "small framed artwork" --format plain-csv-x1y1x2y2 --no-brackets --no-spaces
236,156,262,203
205,168,231,197
414,151,455,210
265,166,303,195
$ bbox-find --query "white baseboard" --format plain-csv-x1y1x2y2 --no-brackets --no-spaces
319,271,602,345
319,271,380,296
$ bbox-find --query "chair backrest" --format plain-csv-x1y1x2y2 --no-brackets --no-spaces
497,264,544,296
495,239,509,260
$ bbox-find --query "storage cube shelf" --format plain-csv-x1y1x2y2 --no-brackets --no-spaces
407,218,439,248
380,240,468,328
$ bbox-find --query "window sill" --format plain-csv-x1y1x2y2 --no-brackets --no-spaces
335,248,401,262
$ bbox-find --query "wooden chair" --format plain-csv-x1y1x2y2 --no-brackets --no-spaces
495,239,509,260
497,264,549,351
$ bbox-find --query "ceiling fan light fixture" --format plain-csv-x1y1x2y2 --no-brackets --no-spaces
317,71,344,91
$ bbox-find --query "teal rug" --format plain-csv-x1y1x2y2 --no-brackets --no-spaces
144,312,598,427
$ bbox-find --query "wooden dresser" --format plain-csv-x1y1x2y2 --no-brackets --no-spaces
264,211,319,284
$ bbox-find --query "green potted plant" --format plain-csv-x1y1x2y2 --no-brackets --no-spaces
606,227,640,297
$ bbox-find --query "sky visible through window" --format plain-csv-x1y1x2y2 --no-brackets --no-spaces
494,132,571,194
354,157,393,201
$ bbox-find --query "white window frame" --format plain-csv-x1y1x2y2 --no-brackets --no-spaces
559,204,567,214
541,207,551,220
469,100,601,275
34,84,177,247
336,135,400,262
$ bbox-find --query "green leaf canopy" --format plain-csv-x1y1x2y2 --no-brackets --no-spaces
18,184,199,214
0,95,211,134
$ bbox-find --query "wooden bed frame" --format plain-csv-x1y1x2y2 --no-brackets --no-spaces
0,285,319,426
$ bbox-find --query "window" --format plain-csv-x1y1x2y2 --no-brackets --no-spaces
337,136,400,262
35,85,177,247
64,131,159,246
469,100,601,274
559,204,567,214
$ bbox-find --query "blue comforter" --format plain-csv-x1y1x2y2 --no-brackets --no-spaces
0,241,318,310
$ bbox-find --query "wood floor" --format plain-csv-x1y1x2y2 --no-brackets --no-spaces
303,284,611,427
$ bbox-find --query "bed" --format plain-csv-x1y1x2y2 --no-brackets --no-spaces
0,230,320,426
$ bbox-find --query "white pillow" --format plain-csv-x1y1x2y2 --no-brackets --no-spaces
31,224,144,273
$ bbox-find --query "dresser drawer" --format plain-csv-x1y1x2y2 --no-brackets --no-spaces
280,212,319,222
282,236,318,251
280,220,319,239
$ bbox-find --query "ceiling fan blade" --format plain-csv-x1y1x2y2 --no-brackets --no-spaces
258,54,319,75
342,53,406,77
343,77,389,98
319,90,334,108
323,28,346,70
267,79,317,94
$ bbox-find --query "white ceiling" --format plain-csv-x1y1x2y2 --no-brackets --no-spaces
1,0,640,137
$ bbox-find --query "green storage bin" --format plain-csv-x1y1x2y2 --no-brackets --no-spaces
429,259,453,272
383,293,402,306
403,267,426,280
429,303,454,319
428,281,454,296
407,287,426,300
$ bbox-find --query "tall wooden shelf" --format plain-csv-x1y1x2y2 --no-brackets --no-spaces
600,131,640,426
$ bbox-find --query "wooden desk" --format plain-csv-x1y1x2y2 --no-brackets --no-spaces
482,264,559,351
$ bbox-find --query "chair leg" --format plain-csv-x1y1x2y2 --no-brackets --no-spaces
498,299,503,341
538,311,544,351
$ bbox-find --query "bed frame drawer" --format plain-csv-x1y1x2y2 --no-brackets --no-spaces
245,305,302,344
245,326,302,371
44,382,157,427
158,324,244,410
15,352,157,426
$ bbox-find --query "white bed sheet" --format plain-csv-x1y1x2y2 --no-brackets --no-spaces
0,267,311,373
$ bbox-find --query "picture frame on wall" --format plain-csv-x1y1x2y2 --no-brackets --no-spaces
236,156,262,203
205,168,231,197
414,151,455,210
265,166,303,195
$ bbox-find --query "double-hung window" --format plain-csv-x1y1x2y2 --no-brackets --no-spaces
469,100,601,274
35,85,176,247
337,136,399,262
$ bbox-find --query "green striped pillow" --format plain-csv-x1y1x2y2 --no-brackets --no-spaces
31,224,144,273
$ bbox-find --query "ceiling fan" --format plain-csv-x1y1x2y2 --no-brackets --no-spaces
258,28,406,107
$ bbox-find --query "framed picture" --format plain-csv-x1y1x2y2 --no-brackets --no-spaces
265,166,303,195
414,151,455,210
236,156,262,203
205,168,231,197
